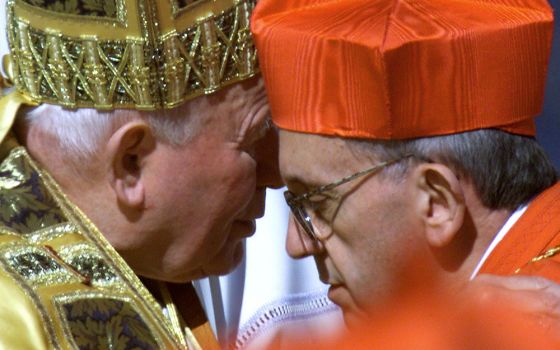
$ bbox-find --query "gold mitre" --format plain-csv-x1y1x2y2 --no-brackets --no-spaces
4,0,258,110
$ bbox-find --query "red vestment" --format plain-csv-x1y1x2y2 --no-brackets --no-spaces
480,182,560,279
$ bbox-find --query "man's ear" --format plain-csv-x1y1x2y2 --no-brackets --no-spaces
107,121,155,209
413,164,466,248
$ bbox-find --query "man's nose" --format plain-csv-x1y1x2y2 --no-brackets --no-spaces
286,214,324,259
255,126,283,189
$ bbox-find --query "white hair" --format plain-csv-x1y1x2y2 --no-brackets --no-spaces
22,102,204,163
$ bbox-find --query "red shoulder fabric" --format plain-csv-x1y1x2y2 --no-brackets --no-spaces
479,182,560,280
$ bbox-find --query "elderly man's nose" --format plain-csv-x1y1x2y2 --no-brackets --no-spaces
286,214,323,258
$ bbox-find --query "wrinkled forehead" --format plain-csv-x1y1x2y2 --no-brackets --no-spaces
186,75,268,143
219,75,267,105
204,75,267,120
278,129,362,185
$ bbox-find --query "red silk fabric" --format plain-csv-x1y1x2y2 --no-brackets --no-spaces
480,182,560,281
251,0,553,139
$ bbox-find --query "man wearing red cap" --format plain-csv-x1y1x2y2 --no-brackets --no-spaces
251,0,560,333
0,0,286,348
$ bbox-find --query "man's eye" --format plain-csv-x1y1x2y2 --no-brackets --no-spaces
305,193,331,211
243,145,257,159
304,199,334,228
308,192,335,202
240,122,270,152
305,200,321,211
255,119,272,140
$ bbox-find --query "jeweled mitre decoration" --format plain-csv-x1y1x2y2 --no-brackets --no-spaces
6,0,258,110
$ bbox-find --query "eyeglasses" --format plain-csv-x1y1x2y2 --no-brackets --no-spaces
284,155,413,243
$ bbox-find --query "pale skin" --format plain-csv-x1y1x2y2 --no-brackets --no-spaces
280,129,560,328
17,76,282,283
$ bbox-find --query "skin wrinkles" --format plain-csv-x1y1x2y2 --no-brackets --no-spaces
281,129,522,329
281,130,426,325
22,76,283,284
193,86,269,277
192,79,274,278
235,87,270,150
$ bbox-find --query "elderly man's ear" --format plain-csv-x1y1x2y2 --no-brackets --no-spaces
413,164,466,248
106,121,156,209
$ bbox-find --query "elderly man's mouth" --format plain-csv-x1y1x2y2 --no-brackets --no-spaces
233,219,257,238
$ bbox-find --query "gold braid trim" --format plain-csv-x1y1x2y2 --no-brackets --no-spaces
6,0,258,110
514,245,560,274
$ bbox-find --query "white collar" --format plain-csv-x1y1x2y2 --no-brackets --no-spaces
469,203,529,280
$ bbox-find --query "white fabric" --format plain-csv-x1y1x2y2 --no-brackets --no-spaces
194,188,343,349
470,204,529,279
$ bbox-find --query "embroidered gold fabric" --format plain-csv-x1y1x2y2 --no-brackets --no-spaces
19,0,119,18
0,141,195,349
54,292,160,349
6,0,258,110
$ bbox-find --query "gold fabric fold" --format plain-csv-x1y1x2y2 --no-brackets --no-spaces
0,269,49,349
0,90,36,144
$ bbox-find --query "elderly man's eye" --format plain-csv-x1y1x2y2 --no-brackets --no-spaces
248,119,272,145
240,119,272,153
306,200,324,212
308,191,337,202
257,119,273,139
304,193,332,211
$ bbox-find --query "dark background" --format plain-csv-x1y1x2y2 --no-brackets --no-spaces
538,0,560,168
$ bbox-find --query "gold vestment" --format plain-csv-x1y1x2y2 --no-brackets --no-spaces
0,136,216,349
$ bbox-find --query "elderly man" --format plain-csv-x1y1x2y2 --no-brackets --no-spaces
252,0,560,329
0,0,287,348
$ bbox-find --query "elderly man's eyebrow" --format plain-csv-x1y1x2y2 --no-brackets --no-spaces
283,174,302,186
283,175,308,189
284,175,326,193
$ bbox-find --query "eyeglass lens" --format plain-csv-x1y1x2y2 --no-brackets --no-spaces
284,192,318,242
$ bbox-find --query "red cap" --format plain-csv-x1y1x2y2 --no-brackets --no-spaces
251,0,554,139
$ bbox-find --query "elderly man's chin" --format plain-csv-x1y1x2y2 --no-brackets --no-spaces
335,301,369,329
201,238,246,277
209,218,258,273
178,220,256,281
328,287,369,328
169,218,256,281
213,218,259,271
